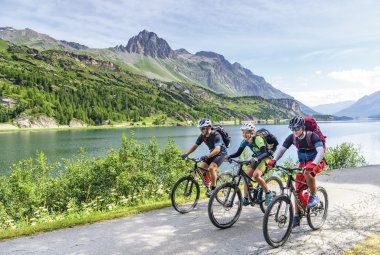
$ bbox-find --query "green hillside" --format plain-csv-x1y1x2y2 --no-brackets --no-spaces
0,40,301,126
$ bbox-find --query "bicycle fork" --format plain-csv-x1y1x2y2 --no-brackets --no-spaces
274,199,291,226
184,178,194,196
223,177,241,207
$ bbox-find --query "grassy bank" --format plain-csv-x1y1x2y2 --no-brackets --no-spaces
0,198,172,240
344,232,380,255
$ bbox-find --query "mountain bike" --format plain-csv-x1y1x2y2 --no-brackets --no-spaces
171,157,233,213
263,165,328,248
208,158,284,229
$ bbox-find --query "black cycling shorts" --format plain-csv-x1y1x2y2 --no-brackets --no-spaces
205,153,227,167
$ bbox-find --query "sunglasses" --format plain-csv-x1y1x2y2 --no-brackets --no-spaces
200,127,208,131
290,127,302,131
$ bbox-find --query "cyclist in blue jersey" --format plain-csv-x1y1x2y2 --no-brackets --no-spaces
181,119,228,197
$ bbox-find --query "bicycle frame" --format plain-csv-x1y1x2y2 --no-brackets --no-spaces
187,158,210,188
277,166,308,216
228,159,263,205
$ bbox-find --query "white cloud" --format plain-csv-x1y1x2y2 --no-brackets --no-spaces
327,67,380,90
315,70,322,75
293,88,369,107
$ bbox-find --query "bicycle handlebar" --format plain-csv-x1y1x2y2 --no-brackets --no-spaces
228,158,251,165
187,157,202,163
275,165,304,173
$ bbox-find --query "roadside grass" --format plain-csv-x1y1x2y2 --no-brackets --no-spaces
344,232,380,255
0,199,172,240
0,184,209,241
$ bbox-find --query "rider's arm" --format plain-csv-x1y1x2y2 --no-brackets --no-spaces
272,145,287,161
186,144,199,155
207,132,223,158
311,133,324,165
208,146,221,158
229,147,244,158
256,145,269,161
186,134,203,155
312,146,324,165
272,134,293,161
229,140,247,158
253,136,269,161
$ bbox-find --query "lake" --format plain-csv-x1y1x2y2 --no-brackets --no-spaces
1,121,380,176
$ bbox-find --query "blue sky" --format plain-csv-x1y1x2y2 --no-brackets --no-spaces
1,0,380,106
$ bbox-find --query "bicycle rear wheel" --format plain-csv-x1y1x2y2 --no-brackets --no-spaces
208,182,242,229
263,195,293,248
307,186,328,230
260,176,284,213
171,176,200,213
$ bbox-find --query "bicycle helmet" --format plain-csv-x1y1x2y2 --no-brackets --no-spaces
197,118,212,128
240,122,255,131
288,116,305,129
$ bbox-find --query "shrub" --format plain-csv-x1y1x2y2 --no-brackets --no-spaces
0,134,191,229
324,142,368,170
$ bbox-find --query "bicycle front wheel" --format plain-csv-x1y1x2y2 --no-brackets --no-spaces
263,195,293,248
208,182,242,229
307,186,328,230
216,172,233,186
260,176,284,213
171,176,200,213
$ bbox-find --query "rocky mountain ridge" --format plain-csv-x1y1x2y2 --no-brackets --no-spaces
1,27,293,100
335,91,380,118
0,39,303,127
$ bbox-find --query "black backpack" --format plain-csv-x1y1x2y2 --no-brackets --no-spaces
255,128,279,152
212,124,231,148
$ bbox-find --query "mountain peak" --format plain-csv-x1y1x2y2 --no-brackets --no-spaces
0,27,15,31
59,40,89,50
174,48,190,55
195,51,225,60
125,30,172,58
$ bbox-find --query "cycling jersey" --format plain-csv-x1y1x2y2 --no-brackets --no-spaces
282,132,323,164
229,136,268,159
196,130,227,154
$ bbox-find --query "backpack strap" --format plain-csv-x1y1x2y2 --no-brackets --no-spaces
293,131,315,150
306,131,315,150
202,135,207,145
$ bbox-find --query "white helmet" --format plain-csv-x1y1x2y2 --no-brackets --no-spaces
197,118,212,128
240,122,255,131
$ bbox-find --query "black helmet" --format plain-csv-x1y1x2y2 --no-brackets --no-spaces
289,116,305,130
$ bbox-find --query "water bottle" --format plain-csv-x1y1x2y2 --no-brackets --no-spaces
203,173,210,185
301,190,310,208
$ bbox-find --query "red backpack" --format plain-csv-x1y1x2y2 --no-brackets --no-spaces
293,117,326,151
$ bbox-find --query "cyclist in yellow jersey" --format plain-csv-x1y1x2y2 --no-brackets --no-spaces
228,123,274,206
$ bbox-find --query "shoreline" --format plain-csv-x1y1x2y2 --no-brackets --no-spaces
0,118,374,133
0,123,191,133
